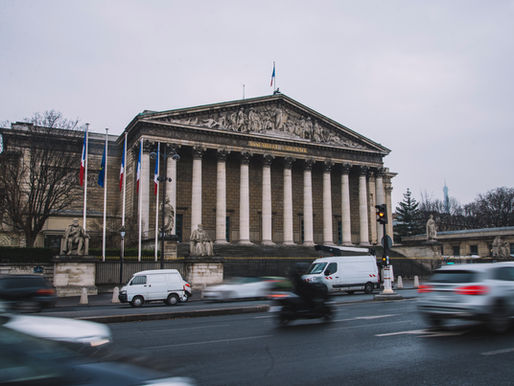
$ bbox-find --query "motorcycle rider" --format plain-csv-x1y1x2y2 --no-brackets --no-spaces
289,264,328,309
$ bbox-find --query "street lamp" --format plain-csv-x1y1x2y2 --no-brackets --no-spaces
151,143,180,268
119,225,126,284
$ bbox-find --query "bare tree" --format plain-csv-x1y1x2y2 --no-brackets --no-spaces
0,111,83,247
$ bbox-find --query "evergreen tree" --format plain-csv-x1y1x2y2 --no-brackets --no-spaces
394,188,423,241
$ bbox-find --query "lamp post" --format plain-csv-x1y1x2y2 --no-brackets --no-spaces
151,143,180,268
119,226,126,284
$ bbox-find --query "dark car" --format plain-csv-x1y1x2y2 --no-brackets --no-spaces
0,274,57,312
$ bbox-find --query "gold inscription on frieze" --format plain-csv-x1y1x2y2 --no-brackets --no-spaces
248,141,308,154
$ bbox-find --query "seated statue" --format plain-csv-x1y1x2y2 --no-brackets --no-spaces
61,218,89,256
189,224,213,257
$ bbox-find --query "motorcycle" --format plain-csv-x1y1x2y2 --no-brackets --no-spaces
269,291,334,326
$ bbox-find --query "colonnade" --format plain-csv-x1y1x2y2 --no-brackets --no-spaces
137,144,391,247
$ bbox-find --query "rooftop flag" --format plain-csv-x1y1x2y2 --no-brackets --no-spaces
136,141,142,193
270,61,275,87
79,130,87,186
119,137,125,191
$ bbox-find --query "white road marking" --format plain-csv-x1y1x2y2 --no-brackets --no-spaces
481,347,514,356
147,334,273,349
333,314,398,322
376,329,427,337
376,329,469,337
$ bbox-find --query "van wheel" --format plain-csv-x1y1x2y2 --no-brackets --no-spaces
364,282,374,294
166,294,179,306
131,296,144,307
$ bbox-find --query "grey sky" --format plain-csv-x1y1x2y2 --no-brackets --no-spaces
1,0,513,209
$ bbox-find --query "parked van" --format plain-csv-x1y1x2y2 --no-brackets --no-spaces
303,247,379,294
119,269,191,307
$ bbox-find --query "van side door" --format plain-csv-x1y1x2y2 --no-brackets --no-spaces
129,275,149,300
147,274,167,300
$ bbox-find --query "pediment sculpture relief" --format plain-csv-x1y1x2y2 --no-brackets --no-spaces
158,105,367,149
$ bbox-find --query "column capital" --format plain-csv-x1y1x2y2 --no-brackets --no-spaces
143,140,154,153
341,163,352,174
241,151,252,165
216,149,229,162
284,157,295,169
323,159,333,172
304,158,315,171
193,146,205,160
359,165,369,176
263,154,274,166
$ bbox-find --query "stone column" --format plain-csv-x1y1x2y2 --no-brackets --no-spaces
166,145,178,236
215,150,229,244
358,166,370,246
283,157,295,245
262,154,274,245
341,164,352,246
303,159,314,246
141,141,152,239
323,160,334,245
239,152,252,245
191,147,204,235
375,168,386,244
368,170,377,245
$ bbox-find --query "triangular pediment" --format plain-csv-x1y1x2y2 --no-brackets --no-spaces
139,94,389,154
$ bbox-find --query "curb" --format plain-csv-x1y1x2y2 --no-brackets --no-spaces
77,304,270,324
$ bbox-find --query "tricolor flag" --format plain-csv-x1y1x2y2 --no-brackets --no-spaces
79,130,87,186
97,145,106,187
154,143,159,196
119,137,125,191
136,141,142,193
270,61,275,87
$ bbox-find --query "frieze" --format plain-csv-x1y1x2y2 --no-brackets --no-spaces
155,104,367,150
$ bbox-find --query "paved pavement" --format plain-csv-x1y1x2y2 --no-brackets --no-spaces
39,279,419,323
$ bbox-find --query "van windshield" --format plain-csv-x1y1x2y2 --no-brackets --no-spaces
308,263,327,274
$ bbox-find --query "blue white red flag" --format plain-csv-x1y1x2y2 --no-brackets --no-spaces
154,143,159,196
97,145,106,187
119,137,125,191
270,61,275,87
80,130,87,186
136,141,142,193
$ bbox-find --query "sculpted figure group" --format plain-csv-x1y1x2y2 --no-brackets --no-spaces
189,224,213,257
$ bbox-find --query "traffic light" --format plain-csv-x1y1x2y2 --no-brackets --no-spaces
375,204,388,224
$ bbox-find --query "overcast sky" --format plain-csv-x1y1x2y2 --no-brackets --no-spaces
1,0,513,208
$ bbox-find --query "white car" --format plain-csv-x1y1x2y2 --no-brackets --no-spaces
417,262,514,333
203,277,281,301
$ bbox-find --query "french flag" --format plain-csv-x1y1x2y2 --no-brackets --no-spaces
79,130,87,186
136,141,142,193
119,137,125,191
270,61,275,87
154,143,159,196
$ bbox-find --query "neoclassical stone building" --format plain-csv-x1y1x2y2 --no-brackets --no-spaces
123,92,395,248
0,93,396,251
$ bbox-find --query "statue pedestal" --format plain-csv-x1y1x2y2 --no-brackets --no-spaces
52,256,98,297
163,237,178,260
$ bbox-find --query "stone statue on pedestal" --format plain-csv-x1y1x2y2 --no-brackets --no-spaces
426,215,437,241
61,218,89,256
189,224,213,257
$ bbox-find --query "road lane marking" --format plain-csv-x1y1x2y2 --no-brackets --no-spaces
481,347,514,356
334,314,398,322
376,329,469,337
146,334,273,349
376,329,426,337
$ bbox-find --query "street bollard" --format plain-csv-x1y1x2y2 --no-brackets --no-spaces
112,287,120,303
79,287,88,305
397,276,404,289
381,266,394,294
414,275,420,288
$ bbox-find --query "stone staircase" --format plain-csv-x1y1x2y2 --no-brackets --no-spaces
177,242,322,258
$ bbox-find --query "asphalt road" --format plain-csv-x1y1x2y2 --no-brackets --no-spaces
106,298,514,386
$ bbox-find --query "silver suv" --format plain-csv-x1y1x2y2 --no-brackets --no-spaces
417,262,514,333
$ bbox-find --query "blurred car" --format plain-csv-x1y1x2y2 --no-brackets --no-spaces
0,274,56,312
203,277,284,301
417,262,514,333
0,325,195,385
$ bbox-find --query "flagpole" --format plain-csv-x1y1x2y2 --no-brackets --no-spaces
274,61,277,92
121,132,127,229
154,142,160,262
83,123,89,232
102,128,108,262
138,138,143,262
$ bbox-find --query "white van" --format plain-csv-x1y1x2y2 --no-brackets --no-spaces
303,248,379,294
119,269,190,307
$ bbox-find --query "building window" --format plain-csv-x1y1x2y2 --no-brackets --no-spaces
337,221,342,244
44,235,62,250
226,216,230,242
300,219,304,244
470,245,478,255
452,246,460,256
176,214,183,242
